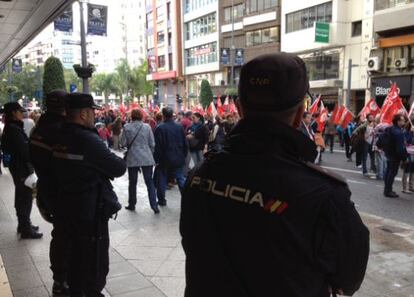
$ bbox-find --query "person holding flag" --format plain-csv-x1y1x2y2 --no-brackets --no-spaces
352,114,376,177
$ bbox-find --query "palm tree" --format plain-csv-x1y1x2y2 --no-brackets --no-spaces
91,73,116,104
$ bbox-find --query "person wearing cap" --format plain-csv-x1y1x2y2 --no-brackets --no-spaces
0,102,43,239
29,90,70,295
180,53,369,297
51,93,126,297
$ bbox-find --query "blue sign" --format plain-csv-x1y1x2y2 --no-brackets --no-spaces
235,48,244,66
87,4,108,36
220,48,230,65
54,7,73,32
70,84,77,93
12,59,22,73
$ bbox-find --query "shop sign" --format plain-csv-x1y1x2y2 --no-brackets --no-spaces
315,22,330,43
371,76,411,97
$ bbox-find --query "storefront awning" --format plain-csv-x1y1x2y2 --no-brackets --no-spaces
0,0,75,66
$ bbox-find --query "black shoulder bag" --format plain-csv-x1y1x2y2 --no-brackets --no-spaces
123,124,143,161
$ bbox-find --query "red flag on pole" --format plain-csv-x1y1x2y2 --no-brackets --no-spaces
339,108,354,129
316,107,329,132
330,104,339,123
334,105,345,125
207,101,217,117
379,83,404,124
223,97,229,113
216,96,223,115
359,98,380,121
309,95,321,114
229,99,238,114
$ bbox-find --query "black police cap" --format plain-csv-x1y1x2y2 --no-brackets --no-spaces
238,53,309,112
0,102,26,115
67,93,101,110
45,90,68,112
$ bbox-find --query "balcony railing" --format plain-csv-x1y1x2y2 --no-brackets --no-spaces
375,0,414,11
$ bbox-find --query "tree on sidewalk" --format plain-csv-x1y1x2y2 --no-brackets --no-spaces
43,57,66,96
199,79,213,109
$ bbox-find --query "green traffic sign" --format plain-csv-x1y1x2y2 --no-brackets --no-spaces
315,22,330,43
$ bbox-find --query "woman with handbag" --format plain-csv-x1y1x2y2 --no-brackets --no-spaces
121,109,159,214
186,112,209,166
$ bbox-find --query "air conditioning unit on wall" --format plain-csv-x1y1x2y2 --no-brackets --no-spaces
394,58,407,69
367,57,380,71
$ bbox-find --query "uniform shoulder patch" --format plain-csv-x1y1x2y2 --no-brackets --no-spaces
302,161,347,185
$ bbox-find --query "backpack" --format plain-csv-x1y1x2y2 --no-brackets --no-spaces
376,127,392,152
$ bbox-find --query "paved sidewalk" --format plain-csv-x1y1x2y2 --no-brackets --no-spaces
0,166,414,297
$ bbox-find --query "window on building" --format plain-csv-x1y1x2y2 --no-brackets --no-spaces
185,0,218,14
156,6,164,18
375,0,414,11
246,0,278,14
185,13,216,40
146,12,153,29
157,31,165,44
286,2,332,33
168,53,173,70
168,32,172,46
186,42,217,67
167,2,171,21
351,20,362,37
158,55,165,68
303,52,340,81
224,3,244,23
246,27,279,46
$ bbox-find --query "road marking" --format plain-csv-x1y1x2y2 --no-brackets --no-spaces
347,179,367,185
322,165,402,182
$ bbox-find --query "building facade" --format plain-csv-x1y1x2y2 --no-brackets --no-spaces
281,0,374,112
369,0,414,107
219,0,280,91
182,0,221,104
146,0,184,107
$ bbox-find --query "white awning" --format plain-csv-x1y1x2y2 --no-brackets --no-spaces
0,0,75,66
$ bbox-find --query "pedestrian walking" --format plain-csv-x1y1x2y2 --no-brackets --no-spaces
402,121,414,194
29,90,70,295
121,109,159,214
186,112,209,166
353,114,376,177
383,114,408,198
112,116,122,150
0,102,43,239
324,116,336,153
208,116,226,151
154,107,187,206
52,93,126,297
344,120,355,161
180,53,369,297
373,116,389,180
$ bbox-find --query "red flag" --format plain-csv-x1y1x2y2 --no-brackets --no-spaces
330,104,339,123
119,104,126,121
316,107,329,132
229,99,237,114
379,83,404,124
334,105,345,125
339,108,354,129
207,101,217,117
360,98,380,121
216,96,223,115
309,95,321,114
223,97,229,113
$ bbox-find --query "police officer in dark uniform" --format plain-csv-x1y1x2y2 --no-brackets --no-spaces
30,90,70,295
1,102,43,239
52,93,126,297
180,53,370,297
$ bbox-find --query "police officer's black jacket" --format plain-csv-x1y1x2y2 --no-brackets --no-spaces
30,113,65,214
1,120,34,184
180,118,369,297
52,122,126,221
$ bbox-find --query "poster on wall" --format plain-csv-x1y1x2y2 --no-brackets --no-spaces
234,48,244,65
54,6,73,32
220,48,230,65
148,56,157,74
12,59,22,73
87,4,108,36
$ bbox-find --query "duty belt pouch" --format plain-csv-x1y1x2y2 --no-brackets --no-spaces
101,180,122,219
2,153,11,167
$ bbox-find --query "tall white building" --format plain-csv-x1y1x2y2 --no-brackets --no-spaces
182,0,222,99
17,0,146,74
281,0,374,112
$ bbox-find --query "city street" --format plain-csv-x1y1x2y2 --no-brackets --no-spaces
0,147,414,297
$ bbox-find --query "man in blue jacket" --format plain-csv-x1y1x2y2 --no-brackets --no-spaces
383,113,408,198
154,107,188,206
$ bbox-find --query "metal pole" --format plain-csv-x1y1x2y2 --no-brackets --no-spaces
346,58,352,109
79,0,89,93
230,0,235,88
8,62,13,102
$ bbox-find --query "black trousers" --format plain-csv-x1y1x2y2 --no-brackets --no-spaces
63,219,109,297
50,221,70,283
324,134,334,152
14,181,33,232
384,160,400,194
